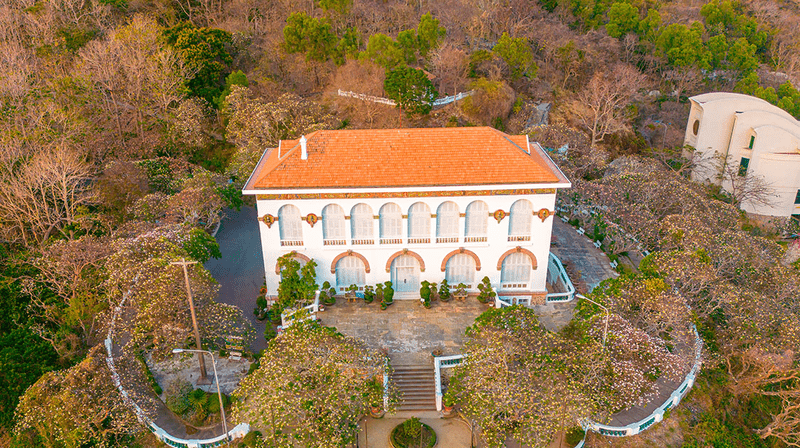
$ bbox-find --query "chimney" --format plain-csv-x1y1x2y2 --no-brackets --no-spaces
300,135,308,160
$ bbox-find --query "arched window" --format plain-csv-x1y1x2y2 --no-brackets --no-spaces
278,205,303,246
351,203,374,244
501,252,532,289
322,204,346,245
446,254,476,288
379,203,402,244
508,199,532,241
436,202,460,243
465,201,488,242
335,256,366,292
408,202,431,243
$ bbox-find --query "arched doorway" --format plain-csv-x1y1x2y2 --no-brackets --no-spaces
391,255,420,295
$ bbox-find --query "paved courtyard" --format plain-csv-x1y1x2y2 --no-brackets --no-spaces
320,298,489,366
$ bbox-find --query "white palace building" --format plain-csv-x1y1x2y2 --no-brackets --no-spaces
243,127,572,304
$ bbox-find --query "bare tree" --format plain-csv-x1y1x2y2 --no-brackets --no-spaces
663,68,701,101
0,144,94,246
717,155,777,210
572,64,645,148
429,43,469,96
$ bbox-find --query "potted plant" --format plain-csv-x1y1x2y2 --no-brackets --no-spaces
345,284,358,301
477,276,496,305
364,285,375,304
254,295,269,320
381,281,394,310
438,279,451,302
375,283,384,304
430,282,439,302
420,281,432,308
319,281,336,307
454,283,468,301
442,390,455,415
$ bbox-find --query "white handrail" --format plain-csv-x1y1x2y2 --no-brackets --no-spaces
104,281,250,448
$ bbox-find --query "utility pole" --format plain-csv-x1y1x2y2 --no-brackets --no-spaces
171,258,211,385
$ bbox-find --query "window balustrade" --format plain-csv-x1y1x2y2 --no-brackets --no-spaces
508,235,531,242
323,239,346,246
280,239,303,246
352,239,375,245
464,236,487,242
436,237,459,243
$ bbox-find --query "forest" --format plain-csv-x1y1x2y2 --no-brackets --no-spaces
1,0,800,446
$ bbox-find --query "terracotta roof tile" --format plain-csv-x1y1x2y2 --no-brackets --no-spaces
247,127,566,190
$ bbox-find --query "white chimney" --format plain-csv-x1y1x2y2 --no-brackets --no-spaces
300,135,308,160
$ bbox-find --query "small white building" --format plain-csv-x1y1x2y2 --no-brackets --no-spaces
684,92,800,218
243,127,571,304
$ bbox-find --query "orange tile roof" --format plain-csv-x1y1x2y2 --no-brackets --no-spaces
246,127,567,190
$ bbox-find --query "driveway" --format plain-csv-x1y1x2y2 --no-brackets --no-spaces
205,206,268,353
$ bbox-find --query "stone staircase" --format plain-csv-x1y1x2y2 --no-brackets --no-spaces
391,365,437,411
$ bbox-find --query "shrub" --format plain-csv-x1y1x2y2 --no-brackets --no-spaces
165,378,194,415
439,279,451,302
390,417,437,448
476,276,496,303
264,325,277,342
364,285,375,303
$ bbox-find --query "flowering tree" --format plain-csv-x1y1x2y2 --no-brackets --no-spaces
107,225,253,358
14,345,149,447
232,321,388,447
276,253,319,311
451,306,599,448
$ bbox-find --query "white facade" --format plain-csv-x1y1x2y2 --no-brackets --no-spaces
251,192,559,301
243,127,571,302
684,92,800,217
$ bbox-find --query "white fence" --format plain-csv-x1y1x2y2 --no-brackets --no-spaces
337,89,474,108
280,291,321,328
104,287,250,448
494,253,575,308
433,355,465,411
584,323,703,437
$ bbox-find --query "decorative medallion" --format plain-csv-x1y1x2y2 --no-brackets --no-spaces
305,213,319,227
493,209,507,223
260,214,276,228
537,208,553,222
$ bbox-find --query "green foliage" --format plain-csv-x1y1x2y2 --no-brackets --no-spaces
0,328,59,428
165,378,194,415
492,32,537,80
384,67,437,115
397,29,418,65
476,276,496,303
319,281,337,306
334,27,361,65
361,33,405,69
416,13,446,58
438,279,451,302
700,0,769,53
420,280,432,301
318,0,351,14
215,183,245,210
136,352,163,395
163,22,233,105
182,228,222,263
735,73,800,119
655,23,707,68
392,418,436,448
276,254,318,310
383,281,394,303
363,285,375,304
283,12,337,62
215,70,249,109
605,2,640,38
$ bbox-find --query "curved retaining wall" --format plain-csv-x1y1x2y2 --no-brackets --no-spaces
104,288,250,448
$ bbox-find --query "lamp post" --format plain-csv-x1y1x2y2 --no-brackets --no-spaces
170,258,210,385
576,293,609,348
173,348,229,445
